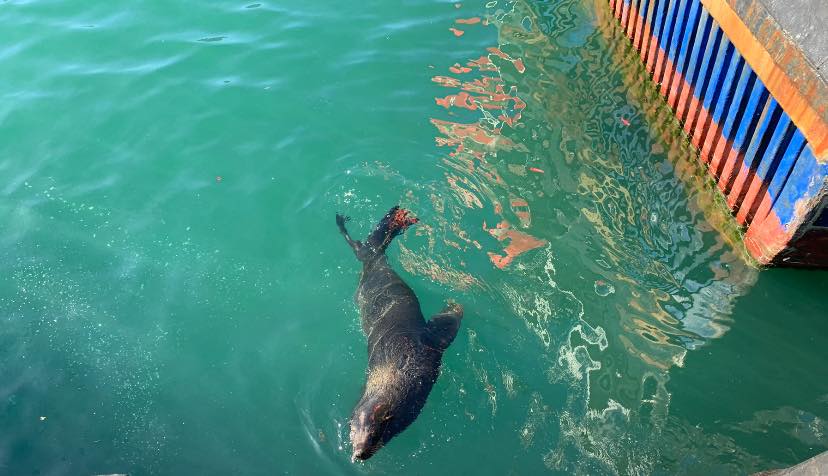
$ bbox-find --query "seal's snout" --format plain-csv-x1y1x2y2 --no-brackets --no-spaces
349,427,377,462
350,408,385,462
351,447,370,462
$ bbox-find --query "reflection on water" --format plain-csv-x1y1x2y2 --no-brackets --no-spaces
395,0,761,472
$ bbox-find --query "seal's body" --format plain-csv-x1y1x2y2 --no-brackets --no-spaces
336,207,463,462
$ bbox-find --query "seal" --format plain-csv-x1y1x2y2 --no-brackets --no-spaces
336,206,463,462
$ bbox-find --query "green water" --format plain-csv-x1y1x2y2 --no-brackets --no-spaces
1,0,826,474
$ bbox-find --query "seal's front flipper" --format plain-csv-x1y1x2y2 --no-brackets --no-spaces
424,302,463,351
336,213,364,258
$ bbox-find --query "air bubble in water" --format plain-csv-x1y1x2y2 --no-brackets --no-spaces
594,280,615,297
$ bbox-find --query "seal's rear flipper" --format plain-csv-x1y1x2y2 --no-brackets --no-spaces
424,302,463,351
336,213,365,259
366,206,419,253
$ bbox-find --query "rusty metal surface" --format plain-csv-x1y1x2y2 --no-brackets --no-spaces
733,0,828,82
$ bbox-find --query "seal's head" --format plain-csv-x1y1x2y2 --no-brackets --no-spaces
349,397,393,461
350,362,414,462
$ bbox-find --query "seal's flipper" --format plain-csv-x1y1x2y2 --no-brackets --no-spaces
423,302,463,351
366,206,419,253
336,213,365,258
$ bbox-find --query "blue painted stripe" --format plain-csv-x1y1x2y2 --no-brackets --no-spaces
642,0,656,32
739,98,782,179
742,115,795,223
629,0,642,36
654,0,677,64
639,0,659,66
622,0,633,28
731,80,770,153
639,0,652,26
654,0,681,81
665,0,692,67
687,25,724,121
638,7,780,160
678,10,713,120
635,0,652,45
771,144,828,227
711,67,756,171
711,56,745,125
765,130,807,207
753,112,793,183
631,0,641,28
700,39,734,113
641,0,658,44
673,0,703,78
641,0,654,33
643,0,664,66
647,0,668,66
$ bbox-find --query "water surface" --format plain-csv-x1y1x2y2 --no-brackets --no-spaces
1,0,826,474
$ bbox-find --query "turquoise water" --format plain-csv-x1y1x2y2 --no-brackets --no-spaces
1,0,827,474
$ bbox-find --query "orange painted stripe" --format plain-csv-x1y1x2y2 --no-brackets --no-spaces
708,127,734,176
744,207,787,264
659,55,675,97
621,2,630,29
726,156,753,209
633,2,646,50
660,53,733,189
716,143,743,194
623,0,632,34
627,0,639,38
736,169,767,225
701,0,828,160
697,101,730,164
748,180,777,229
653,44,668,84
644,12,662,73
664,57,688,114
675,77,695,122
691,105,714,149
699,120,724,164
683,92,704,138
666,62,684,109
640,12,654,64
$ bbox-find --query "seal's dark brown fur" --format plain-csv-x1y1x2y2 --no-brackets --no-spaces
336,207,463,462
